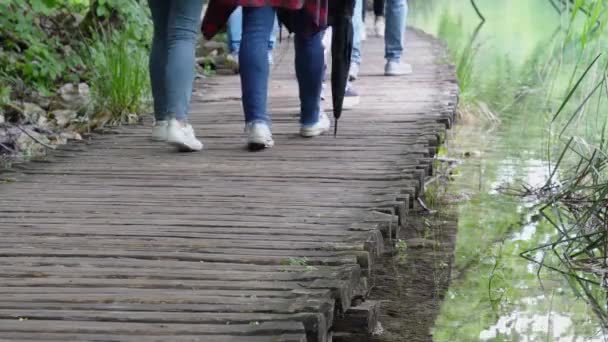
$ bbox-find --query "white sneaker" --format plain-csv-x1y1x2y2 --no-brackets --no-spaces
343,83,360,109
374,16,385,37
166,119,203,152
349,62,360,81
245,122,274,150
361,27,367,41
384,60,413,76
151,120,168,141
320,82,326,101
300,112,331,138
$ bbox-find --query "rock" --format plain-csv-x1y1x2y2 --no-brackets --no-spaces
21,102,46,124
57,82,91,111
0,112,4,124
50,109,78,127
126,113,138,124
29,92,52,109
60,131,82,141
78,83,90,97
16,129,47,157
37,115,50,129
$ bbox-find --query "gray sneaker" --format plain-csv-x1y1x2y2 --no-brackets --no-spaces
384,60,412,76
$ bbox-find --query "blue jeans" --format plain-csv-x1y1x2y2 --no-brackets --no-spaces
240,6,324,126
351,0,408,64
148,0,202,121
227,7,279,54
385,0,408,61
351,0,364,65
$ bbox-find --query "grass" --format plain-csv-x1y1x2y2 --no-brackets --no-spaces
86,28,151,127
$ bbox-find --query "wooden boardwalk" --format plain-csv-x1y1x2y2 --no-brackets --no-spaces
0,29,457,342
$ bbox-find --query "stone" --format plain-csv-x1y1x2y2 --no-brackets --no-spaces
0,112,4,124
16,129,47,157
21,102,46,124
127,113,138,124
60,131,82,141
37,115,50,129
57,82,91,111
50,109,78,127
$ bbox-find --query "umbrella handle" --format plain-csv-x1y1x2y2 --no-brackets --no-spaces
334,120,338,137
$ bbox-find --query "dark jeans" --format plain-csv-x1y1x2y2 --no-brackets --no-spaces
374,0,385,17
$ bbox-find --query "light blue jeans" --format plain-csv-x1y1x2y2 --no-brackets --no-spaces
227,6,279,54
148,0,203,121
352,0,408,64
351,0,364,65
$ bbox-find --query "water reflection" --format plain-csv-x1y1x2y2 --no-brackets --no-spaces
409,0,607,340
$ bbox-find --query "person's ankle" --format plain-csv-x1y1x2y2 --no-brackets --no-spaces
171,118,188,127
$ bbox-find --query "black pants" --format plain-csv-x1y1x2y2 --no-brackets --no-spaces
374,0,385,17
362,0,385,22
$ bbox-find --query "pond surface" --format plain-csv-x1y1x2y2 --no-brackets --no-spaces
379,0,608,340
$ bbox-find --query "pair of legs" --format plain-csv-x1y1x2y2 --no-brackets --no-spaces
148,0,204,151
352,0,409,66
240,6,329,149
240,6,324,127
361,0,385,22
227,7,279,55
374,0,385,17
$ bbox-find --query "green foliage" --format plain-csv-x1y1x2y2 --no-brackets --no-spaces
0,0,151,119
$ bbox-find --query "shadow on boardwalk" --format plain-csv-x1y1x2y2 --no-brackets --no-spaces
0,28,458,342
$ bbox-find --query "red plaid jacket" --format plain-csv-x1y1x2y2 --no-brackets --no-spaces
202,0,328,39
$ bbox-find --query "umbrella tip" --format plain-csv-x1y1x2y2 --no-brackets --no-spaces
333,120,338,137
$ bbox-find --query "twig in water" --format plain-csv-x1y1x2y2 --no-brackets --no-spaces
470,0,485,23
548,0,563,14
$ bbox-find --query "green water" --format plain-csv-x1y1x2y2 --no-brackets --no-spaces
409,0,607,341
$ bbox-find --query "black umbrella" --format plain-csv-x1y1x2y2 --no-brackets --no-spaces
329,0,355,137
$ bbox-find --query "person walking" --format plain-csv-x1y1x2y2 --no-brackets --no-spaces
373,0,386,37
148,0,205,152
350,0,412,82
225,7,280,72
203,1,331,151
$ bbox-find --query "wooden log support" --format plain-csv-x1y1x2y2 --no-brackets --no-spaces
332,300,381,335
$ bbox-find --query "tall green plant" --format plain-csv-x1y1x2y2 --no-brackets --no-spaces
87,29,151,126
